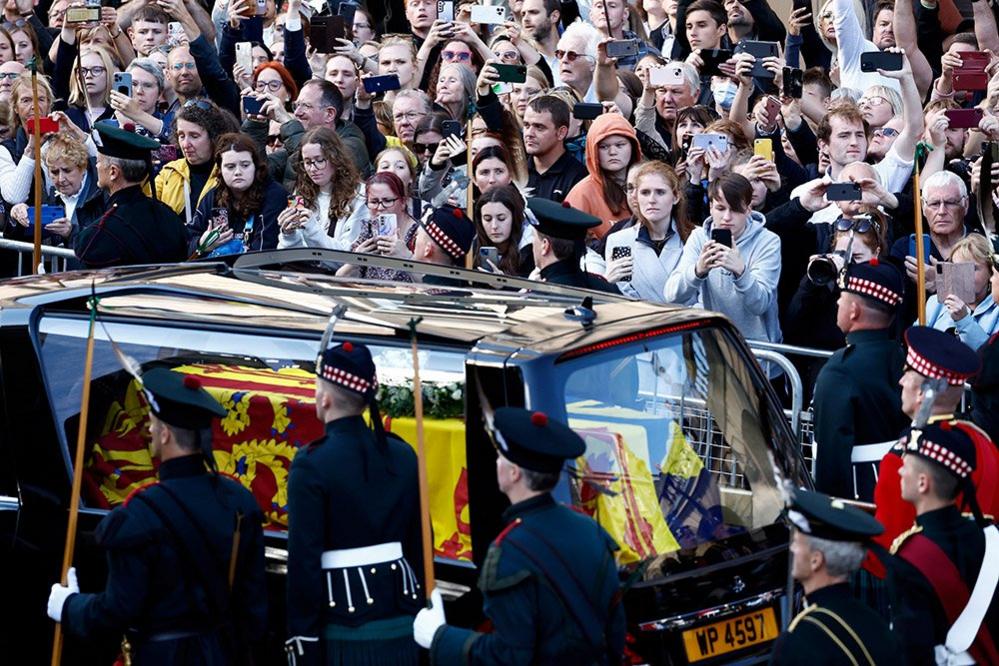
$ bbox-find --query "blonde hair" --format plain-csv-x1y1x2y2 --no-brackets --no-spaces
8,73,53,129
44,133,88,171
951,233,993,267
69,46,118,108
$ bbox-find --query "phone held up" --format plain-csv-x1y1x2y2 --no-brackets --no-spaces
710,228,732,248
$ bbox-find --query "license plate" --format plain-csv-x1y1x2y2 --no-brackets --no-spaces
681,607,779,663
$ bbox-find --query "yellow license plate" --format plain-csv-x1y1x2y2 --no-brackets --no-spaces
682,607,779,663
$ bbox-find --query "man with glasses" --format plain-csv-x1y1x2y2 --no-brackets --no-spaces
555,20,601,103
245,79,368,191
0,60,23,103
811,259,907,502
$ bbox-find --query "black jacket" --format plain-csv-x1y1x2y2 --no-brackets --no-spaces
540,258,621,294
527,149,588,204
187,178,287,255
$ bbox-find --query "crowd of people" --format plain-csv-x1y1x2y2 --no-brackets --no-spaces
21,0,999,661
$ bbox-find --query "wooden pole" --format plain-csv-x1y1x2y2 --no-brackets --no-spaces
51,295,98,665
408,317,435,600
464,119,475,270
30,59,42,274
914,161,927,325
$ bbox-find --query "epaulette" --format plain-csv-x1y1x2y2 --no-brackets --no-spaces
122,480,158,508
492,517,522,547
890,524,923,555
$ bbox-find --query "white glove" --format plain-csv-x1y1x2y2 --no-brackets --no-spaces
413,588,446,649
47,567,79,622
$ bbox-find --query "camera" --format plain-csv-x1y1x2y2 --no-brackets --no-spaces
807,251,847,287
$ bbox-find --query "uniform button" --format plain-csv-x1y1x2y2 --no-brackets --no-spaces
370,567,376,574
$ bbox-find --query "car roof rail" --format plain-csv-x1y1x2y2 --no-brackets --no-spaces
230,249,629,302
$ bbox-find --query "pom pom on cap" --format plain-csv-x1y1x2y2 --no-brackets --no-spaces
342,341,354,352
530,411,548,427
183,375,201,390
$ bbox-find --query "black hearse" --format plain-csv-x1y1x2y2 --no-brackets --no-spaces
0,252,811,664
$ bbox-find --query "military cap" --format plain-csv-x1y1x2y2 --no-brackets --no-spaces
490,408,585,473
838,258,904,308
316,340,378,398
904,325,981,385
141,367,227,430
93,120,161,161
787,488,884,541
527,197,602,241
901,422,976,480
421,205,475,261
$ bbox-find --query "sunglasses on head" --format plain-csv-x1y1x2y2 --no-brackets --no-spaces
835,215,880,235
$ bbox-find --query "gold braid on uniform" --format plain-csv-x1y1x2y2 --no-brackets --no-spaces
890,524,923,555
809,608,876,666
786,604,875,666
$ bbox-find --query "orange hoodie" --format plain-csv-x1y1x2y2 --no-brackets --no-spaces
563,113,642,240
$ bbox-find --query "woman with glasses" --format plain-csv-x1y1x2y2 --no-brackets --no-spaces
155,101,240,223
604,160,693,302
248,61,298,115
277,126,362,250
856,85,900,130
374,146,422,215
921,234,999,350
109,58,170,141
411,113,445,170
56,43,118,132
337,171,419,281
473,184,534,277
188,132,286,256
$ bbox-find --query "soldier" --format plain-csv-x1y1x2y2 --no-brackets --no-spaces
889,423,999,664
46,368,267,665
528,197,622,294
285,341,423,666
811,259,908,501
74,121,188,268
412,205,476,287
769,488,901,666
413,408,626,664
872,327,999,561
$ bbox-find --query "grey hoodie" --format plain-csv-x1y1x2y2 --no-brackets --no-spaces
663,211,783,351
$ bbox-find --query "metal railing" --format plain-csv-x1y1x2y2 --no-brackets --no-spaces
0,238,75,275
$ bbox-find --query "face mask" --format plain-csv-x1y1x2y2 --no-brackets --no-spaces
713,81,738,110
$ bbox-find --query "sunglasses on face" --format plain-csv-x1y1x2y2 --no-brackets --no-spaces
413,141,439,154
835,215,880,234
442,51,472,62
873,126,899,138
554,49,593,62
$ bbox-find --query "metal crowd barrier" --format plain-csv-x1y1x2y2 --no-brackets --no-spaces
0,238,75,276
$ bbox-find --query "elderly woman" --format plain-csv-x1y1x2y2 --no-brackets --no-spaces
434,62,477,121
923,234,999,350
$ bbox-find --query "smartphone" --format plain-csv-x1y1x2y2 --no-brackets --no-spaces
442,119,463,139
909,233,932,263
235,42,253,74
479,246,499,267
783,66,803,98
650,64,685,87
691,132,729,152
112,71,132,97
437,0,454,21
168,21,184,41
945,108,984,129
255,0,267,16
470,4,506,24
754,138,774,162
826,182,862,201
699,48,733,76
735,40,779,78
572,102,603,120
611,246,632,260
376,213,397,237
65,5,100,23
710,228,732,248
762,95,780,122
605,39,639,59
362,73,402,93
492,63,527,83
309,15,346,52
860,51,903,72
336,1,357,24
954,51,989,91
26,205,63,230
937,262,977,304
26,116,58,135
242,96,265,115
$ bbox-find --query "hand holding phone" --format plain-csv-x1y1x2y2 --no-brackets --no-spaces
826,182,862,201
710,228,732,248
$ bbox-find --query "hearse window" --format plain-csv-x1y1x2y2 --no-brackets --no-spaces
561,326,785,565
35,316,471,561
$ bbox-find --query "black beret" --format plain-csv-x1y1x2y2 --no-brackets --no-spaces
142,367,227,430
491,408,585,473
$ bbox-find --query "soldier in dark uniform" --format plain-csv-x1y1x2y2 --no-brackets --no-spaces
889,424,999,665
770,488,901,666
285,340,423,666
811,259,908,501
46,367,267,665
412,204,476,287
74,121,188,268
527,197,622,294
413,408,626,664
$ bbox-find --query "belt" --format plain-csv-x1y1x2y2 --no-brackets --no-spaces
321,542,403,569
136,629,209,643
850,440,895,464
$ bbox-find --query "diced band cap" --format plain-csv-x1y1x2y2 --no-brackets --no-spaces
904,326,981,386
901,423,976,480
838,258,904,308
316,341,378,398
421,205,475,260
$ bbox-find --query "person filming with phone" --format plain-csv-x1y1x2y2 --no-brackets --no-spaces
664,172,783,374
